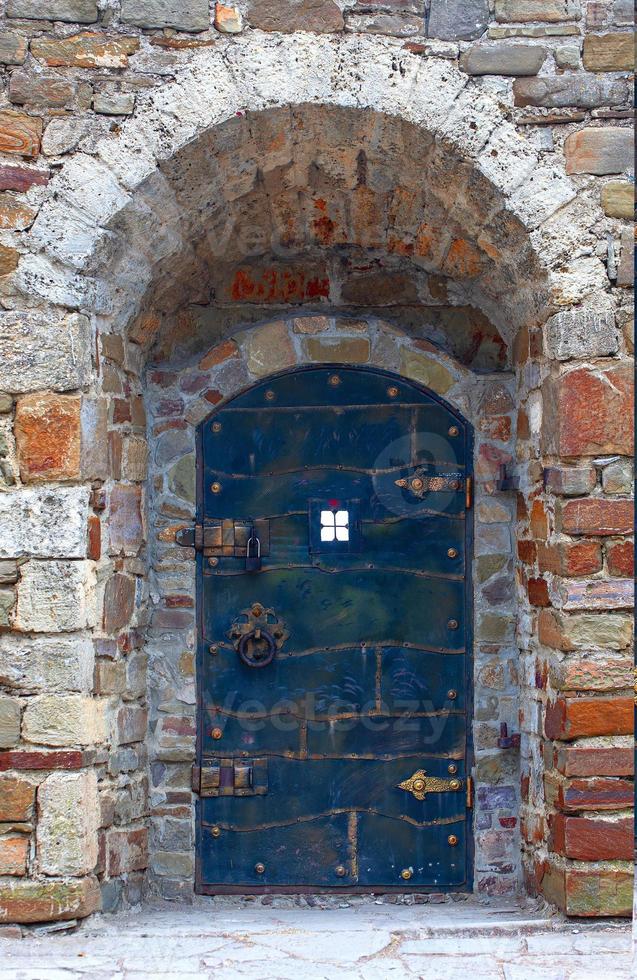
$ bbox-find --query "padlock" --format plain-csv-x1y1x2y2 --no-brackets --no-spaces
245,532,262,572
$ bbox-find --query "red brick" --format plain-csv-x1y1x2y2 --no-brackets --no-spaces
548,365,633,456
0,750,86,772
528,577,550,607
102,573,135,634
545,696,633,740
554,744,634,778
87,515,101,561
551,814,633,860
198,339,239,371
559,498,633,536
607,540,634,577
530,499,548,540
0,836,28,876
0,164,48,191
552,776,634,813
517,540,537,565
107,827,148,876
15,393,81,483
0,776,35,821
112,398,131,424
538,541,602,577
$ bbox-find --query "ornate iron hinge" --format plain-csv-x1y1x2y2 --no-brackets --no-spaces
191,760,268,797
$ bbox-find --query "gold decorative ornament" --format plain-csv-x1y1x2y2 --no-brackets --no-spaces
211,482,222,494
254,862,265,874
448,426,459,437
387,386,399,397
397,769,462,801
400,868,413,880
211,826,221,838
265,390,276,401
447,835,458,846
211,727,223,740
335,865,347,877
212,421,222,432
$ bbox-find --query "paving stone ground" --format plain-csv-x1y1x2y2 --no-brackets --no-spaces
0,896,633,979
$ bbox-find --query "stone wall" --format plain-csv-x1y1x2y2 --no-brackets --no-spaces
0,1,633,923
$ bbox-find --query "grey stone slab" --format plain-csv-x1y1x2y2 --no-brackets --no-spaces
0,311,92,394
545,308,618,360
6,0,98,21
427,0,489,40
0,486,90,560
120,0,211,32
460,43,547,75
513,74,629,108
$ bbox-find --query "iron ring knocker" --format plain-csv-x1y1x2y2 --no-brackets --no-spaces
237,626,277,668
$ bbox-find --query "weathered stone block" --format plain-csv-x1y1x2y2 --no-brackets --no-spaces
121,0,210,31
15,560,97,633
0,776,35,821
247,0,344,32
244,320,295,377
0,633,94,694
601,458,633,494
32,33,140,69
109,485,144,556
550,651,633,692
93,93,136,116
9,71,78,110
0,876,101,923
15,392,81,483
0,590,15,628
495,0,581,21
583,32,634,71
0,312,91,394
400,349,454,394
0,111,42,158
346,12,423,36
616,226,633,287
304,337,370,363
22,694,105,747
6,0,98,21
116,705,148,745
513,75,628,109
543,465,596,496
102,573,136,634
0,836,28,876
460,43,546,75
601,180,633,219
0,32,27,65
0,194,35,230
428,0,488,40
546,365,633,456
37,771,99,875
544,308,617,361
559,578,633,611
554,43,580,69
0,487,89,559
612,0,633,24
121,436,148,481
0,696,20,748
539,608,632,651
565,128,633,176
107,827,148,875
215,3,243,33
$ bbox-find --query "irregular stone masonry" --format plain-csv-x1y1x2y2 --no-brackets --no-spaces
0,0,632,925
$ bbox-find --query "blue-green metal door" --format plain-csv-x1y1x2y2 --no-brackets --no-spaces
195,366,473,892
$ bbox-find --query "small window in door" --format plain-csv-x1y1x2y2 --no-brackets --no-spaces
309,500,361,554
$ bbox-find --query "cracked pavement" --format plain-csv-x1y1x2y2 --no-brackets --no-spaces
0,897,633,979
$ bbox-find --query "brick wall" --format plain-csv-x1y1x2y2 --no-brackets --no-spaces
0,0,633,922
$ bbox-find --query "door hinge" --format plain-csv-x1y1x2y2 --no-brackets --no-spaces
191,764,201,792
465,476,472,510
466,776,474,809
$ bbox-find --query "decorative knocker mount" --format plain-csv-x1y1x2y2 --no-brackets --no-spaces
228,603,289,669
397,769,461,801
395,468,464,500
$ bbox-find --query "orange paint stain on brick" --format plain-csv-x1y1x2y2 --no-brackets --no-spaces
15,392,81,483
443,238,483,278
230,266,329,303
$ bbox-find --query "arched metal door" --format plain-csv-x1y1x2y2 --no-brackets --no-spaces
192,366,473,892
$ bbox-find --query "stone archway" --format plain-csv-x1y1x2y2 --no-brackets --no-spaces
0,33,632,922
